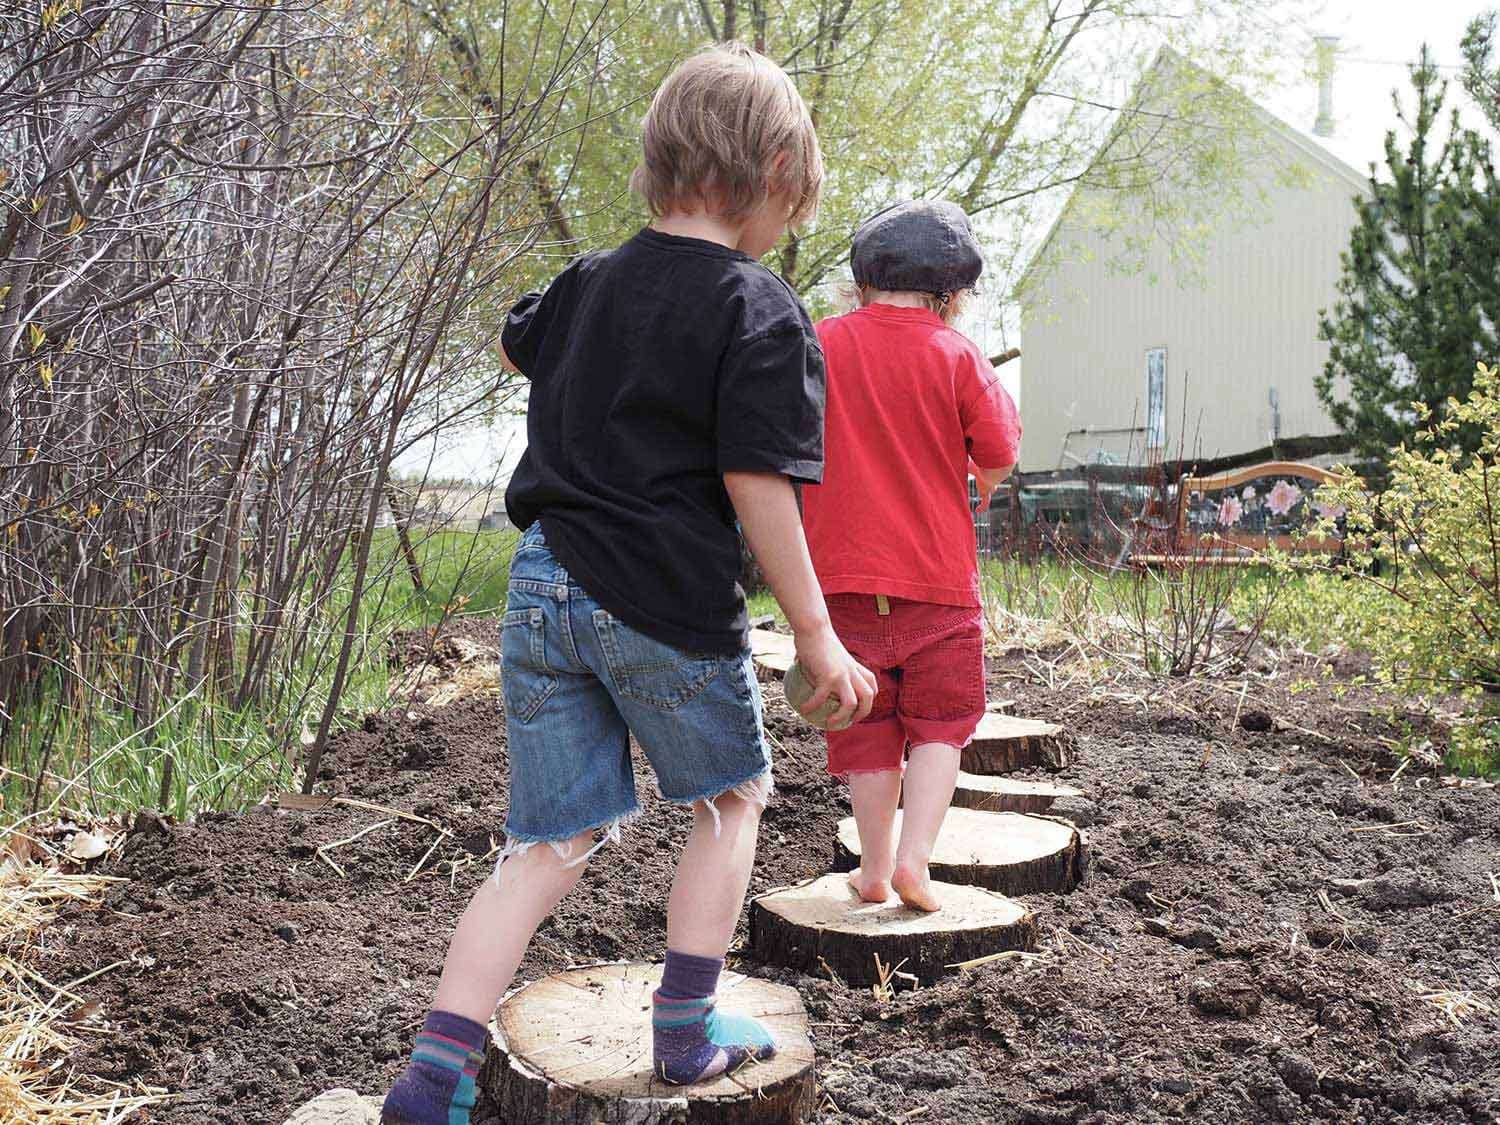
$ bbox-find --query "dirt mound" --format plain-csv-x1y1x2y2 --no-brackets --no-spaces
38,632,1500,1123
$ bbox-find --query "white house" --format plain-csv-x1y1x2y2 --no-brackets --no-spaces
1018,45,1370,474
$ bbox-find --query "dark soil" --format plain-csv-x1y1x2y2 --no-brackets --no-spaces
39,624,1500,1124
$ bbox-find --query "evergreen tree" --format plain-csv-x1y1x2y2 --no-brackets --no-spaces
1462,10,1500,133
1316,50,1500,465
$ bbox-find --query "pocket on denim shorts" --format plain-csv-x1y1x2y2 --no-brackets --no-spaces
502,606,556,722
592,609,720,711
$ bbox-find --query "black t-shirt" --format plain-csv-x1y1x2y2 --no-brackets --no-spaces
503,228,825,654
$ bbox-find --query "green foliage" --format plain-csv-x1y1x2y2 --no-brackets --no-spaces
406,0,1317,304
1316,51,1500,466
1322,361,1500,774
1462,10,1500,134
4,529,518,821
1234,565,1382,654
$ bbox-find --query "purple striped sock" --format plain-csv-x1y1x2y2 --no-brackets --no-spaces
658,950,723,1000
652,951,776,1085
381,1010,487,1125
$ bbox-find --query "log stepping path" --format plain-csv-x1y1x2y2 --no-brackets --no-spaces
286,629,1087,1124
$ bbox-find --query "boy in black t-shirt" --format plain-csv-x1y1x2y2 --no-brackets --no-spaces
382,43,876,1124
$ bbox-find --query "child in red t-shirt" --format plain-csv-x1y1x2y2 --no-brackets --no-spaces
801,200,1020,912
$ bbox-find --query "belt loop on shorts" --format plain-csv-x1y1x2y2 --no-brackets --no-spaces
875,594,891,616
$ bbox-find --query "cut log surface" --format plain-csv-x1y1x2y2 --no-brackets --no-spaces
962,714,1074,774
486,962,816,1125
749,629,795,678
948,772,1084,815
833,809,1083,896
750,873,1036,985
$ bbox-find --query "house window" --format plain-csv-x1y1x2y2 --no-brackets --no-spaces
1145,348,1167,451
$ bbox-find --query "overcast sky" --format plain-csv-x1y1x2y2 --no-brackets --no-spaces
397,0,1494,485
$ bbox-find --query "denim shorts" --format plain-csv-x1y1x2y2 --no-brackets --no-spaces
499,523,772,859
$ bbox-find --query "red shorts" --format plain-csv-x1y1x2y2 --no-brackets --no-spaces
824,594,986,776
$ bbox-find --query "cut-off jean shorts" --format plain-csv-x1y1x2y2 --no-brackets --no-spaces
498,523,772,867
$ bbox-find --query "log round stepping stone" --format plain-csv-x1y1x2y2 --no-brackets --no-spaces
485,962,816,1125
962,713,1074,773
948,772,1083,815
832,809,1083,896
750,873,1036,985
750,628,795,677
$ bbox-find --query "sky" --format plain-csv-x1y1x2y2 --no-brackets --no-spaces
395,0,1494,486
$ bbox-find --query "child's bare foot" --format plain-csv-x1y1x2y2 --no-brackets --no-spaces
846,867,891,903
891,862,942,913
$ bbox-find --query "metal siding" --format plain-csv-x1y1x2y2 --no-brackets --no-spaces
1019,152,1362,472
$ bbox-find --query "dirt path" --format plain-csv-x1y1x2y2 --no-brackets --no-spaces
39,626,1500,1123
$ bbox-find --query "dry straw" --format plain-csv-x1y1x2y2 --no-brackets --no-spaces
0,856,166,1122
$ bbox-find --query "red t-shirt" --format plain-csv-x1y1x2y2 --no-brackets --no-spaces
801,303,1021,607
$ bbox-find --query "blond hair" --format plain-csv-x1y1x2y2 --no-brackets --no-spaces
837,282,973,325
631,43,823,227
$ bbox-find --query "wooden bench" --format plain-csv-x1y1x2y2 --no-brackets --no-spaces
1130,460,1346,565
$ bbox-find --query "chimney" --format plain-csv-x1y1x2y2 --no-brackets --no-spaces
1313,35,1339,138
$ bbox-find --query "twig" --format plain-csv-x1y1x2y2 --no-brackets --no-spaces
315,818,395,878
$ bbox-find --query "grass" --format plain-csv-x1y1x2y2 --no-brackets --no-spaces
11,532,1491,823
3,527,519,825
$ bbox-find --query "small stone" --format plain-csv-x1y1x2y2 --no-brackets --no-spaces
283,1089,382,1125
275,922,299,943
1131,780,1152,798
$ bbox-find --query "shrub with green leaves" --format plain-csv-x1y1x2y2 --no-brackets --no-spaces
1323,361,1500,772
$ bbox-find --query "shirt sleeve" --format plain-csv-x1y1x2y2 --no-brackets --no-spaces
501,261,581,378
959,353,1021,468
716,326,826,484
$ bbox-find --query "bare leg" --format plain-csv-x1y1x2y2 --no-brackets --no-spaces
845,769,902,903
892,742,961,912
666,783,767,956
431,829,593,1025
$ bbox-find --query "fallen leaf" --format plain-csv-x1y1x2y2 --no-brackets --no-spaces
68,831,109,861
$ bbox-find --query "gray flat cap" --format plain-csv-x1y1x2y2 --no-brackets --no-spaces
850,200,983,296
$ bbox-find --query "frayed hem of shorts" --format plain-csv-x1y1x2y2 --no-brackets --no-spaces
660,768,773,837
492,807,642,885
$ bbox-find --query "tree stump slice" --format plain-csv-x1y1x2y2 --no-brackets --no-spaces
283,1090,382,1125
832,809,1083,896
962,714,1074,773
948,772,1083,815
485,962,816,1125
749,873,1036,985
749,629,795,678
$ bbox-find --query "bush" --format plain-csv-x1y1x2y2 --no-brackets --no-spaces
1323,361,1500,772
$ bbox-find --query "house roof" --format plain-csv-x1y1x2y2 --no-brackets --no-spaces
1019,45,1372,289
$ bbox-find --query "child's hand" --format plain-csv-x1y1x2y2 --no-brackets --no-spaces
792,623,878,730
969,459,1014,511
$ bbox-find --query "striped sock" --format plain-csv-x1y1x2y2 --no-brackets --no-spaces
381,1010,486,1125
652,951,776,1086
